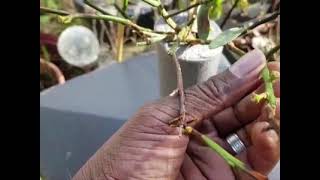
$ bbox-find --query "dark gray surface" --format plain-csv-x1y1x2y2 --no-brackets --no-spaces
41,52,160,119
41,52,162,180
40,51,279,180
40,107,124,180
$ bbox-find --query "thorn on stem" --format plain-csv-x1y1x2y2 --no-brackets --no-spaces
251,92,268,104
169,88,179,97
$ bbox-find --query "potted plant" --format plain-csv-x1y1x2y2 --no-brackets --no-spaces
40,0,280,179
40,58,65,91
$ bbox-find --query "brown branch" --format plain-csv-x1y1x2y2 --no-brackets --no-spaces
220,0,240,29
40,6,70,16
186,0,199,28
172,52,186,132
84,0,111,15
266,44,280,60
40,7,156,36
114,3,130,19
165,0,209,18
240,11,280,36
158,5,179,31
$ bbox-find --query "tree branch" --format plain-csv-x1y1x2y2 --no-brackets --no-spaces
114,3,130,19
266,44,280,60
40,6,70,16
220,0,240,29
40,7,158,36
84,0,111,15
170,49,186,135
165,0,209,18
158,5,179,31
241,11,280,36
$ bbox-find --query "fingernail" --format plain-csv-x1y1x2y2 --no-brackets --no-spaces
229,49,266,78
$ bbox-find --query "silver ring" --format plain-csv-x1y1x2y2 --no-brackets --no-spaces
226,133,246,154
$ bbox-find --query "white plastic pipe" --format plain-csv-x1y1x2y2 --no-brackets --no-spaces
154,13,227,97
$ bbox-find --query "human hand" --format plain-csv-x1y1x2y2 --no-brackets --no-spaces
73,49,280,180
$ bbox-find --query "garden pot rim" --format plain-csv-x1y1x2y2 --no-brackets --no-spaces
40,58,65,85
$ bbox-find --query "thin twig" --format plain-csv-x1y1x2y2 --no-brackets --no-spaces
99,20,106,45
186,15,196,27
266,44,280,60
165,0,209,18
185,126,268,180
240,11,280,36
40,6,70,15
172,52,186,129
41,7,155,35
158,5,179,31
116,24,125,62
187,0,198,27
114,3,130,19
220,0,240,29
84,0,111,15
142,0,161,7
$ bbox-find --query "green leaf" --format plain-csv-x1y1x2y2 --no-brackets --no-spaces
58,15,73,24
40,15,51,24
178,0,187,10
46,0,59,9
197,5,210,40
123,0,129,11
208,0,224,20
209,5,222,20
237,0,250,11
209,27,245,49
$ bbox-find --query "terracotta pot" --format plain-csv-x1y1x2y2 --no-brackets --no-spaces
40,58,65,85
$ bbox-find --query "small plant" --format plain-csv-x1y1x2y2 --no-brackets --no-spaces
40,0,279,179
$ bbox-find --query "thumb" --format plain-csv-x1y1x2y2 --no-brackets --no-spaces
161,49,267,124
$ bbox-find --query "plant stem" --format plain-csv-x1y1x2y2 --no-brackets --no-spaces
41,45,50,62
266,44,280,60
186,0,198,27
220,0,240,29
172,51,186,127
260,66,280,136
72,13,128,25
165,0,209,18
261,67,277,109
240,11,280,36
84,0,111,15
40,6,70,16
116,24,125,62
114,3,130,19
40,7,154,34
140,0,178,31
142,0,161,7
184,126,268,180
158,5,179,31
